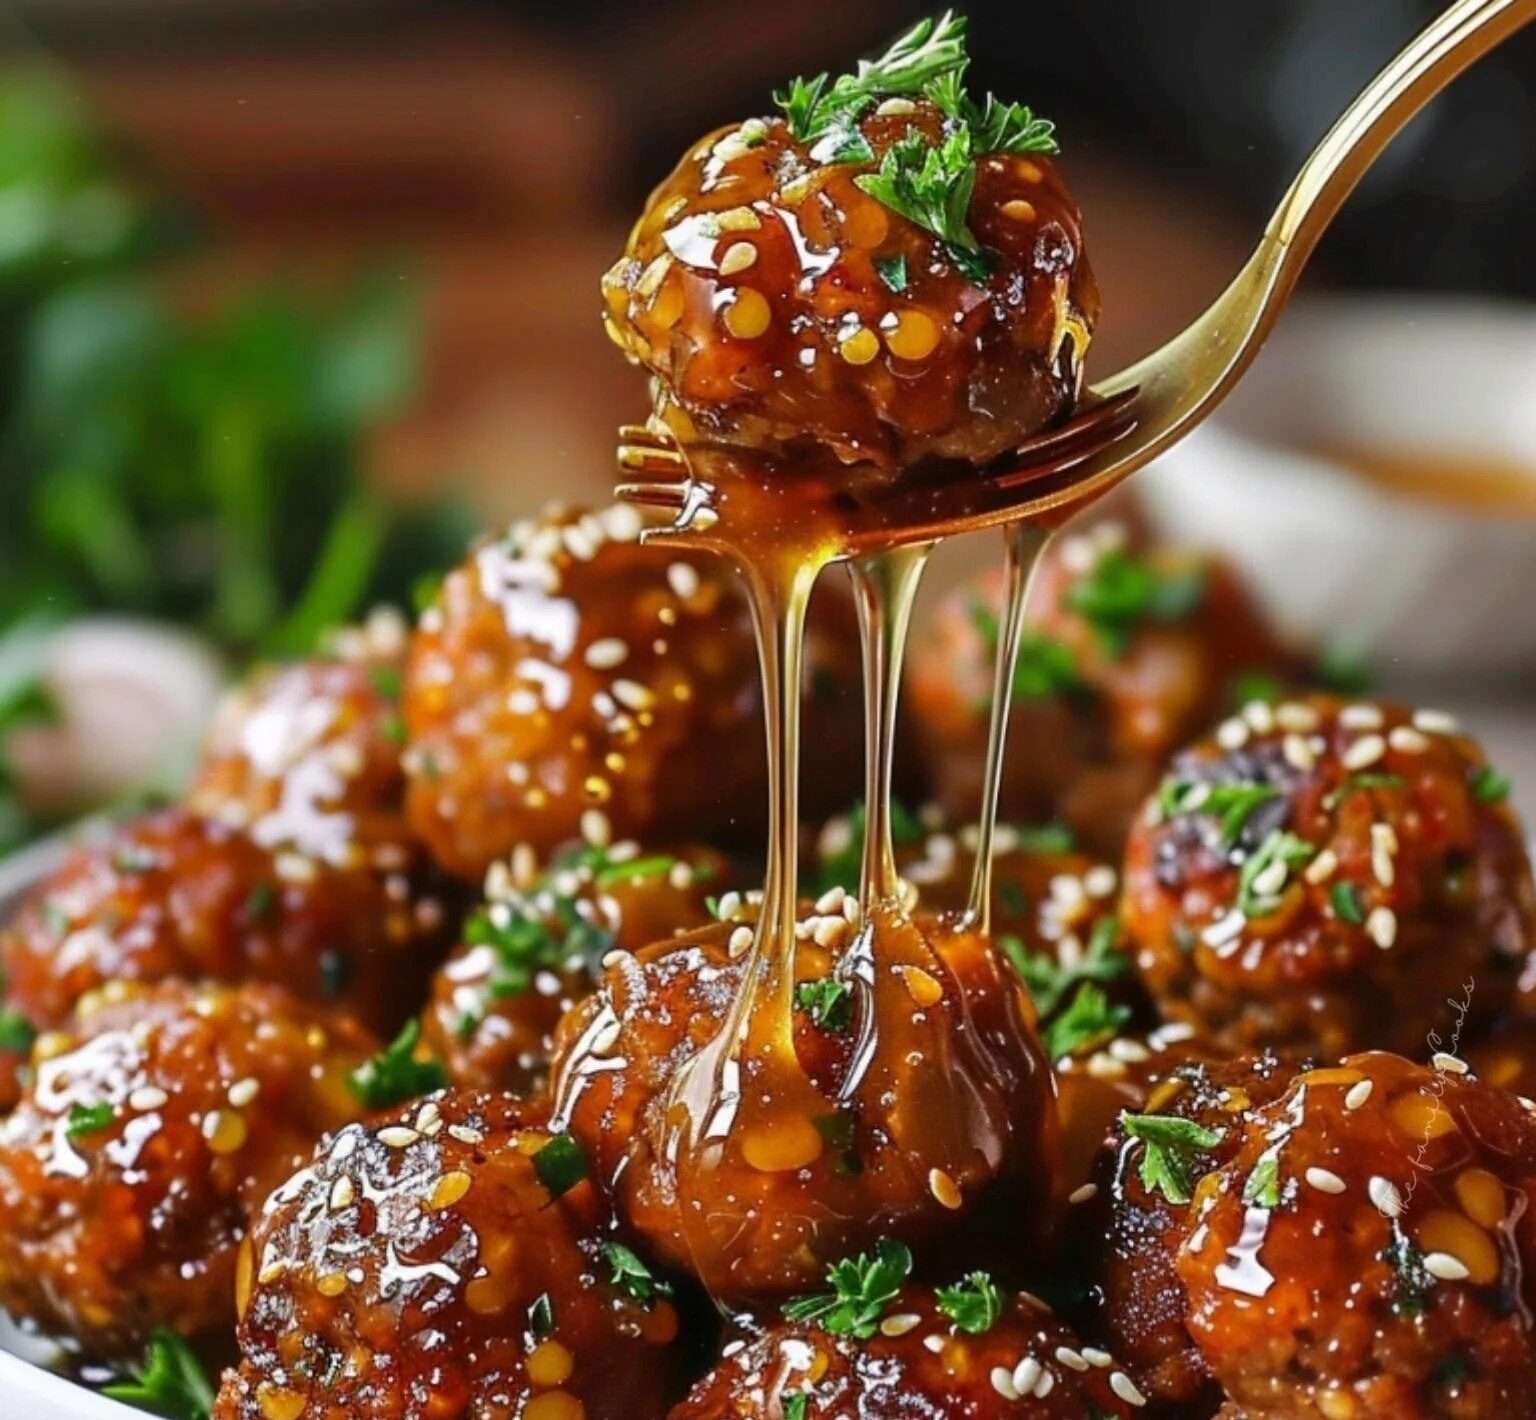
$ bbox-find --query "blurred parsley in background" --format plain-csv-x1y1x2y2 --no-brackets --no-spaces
0,69,472,854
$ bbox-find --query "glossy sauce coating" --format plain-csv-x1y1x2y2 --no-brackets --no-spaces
604,102,1095,478
215,1091,683,1420
909,522,1297,858
1122,694,1535,1057
548,900,1057,1302
1179,1051,1536,1418
670,1286,1144,1418
0,808,448,1038
420,836,727,1094
402,502,861,881
0,980,376,1356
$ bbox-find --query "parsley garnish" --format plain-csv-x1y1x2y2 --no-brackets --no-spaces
601,1241,672,1306
1237,831,1315,918
102,1329,214,1420
1005,914,1125,1017
782,1394,809,1420
814,1110,863,1176
935,1271,1002,1333
1331,881,1365,925
1120,1112,1225,1206
528,1292,555,1340
368,664,402,700
783,1239,912,1339
1316,640,1375,695
532,1133,588,1198
856,128,988,278
1229,669,1283,708
1383,1233,1432,1318
244,883,276,922
874,253,908,292
347,1020,446,1110
1040,982,1130,1060
1471,765,1512,804
1065,548,1205,656
795,978,853,1032
1242,1149,1282,1208
1158,778,1279,847
67,1101,116,1140
1010,822,1076,855
968,599,1081,700
594,854,679,888
0,1009,34,1054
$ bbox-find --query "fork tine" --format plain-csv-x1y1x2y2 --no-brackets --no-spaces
617,442,688,474
990,404,1139,491
616,423,677,447
1003,387,1140,463
616,479,691,509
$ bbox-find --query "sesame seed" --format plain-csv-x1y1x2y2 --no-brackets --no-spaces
716,891,743,920
584,638,628,670
929,1168,962,1210
1303,849,1339,884
717,241,758,276
667,562,700,599
990,1367,1020,1400
1365,906,1397,949
1069,1182,1099,1204
1283,734,1316,772
1432,1052,1469,1075
815,886,847,915
1388,726,1429,754
1055,1346,1089,1372
1340,704,1384,729
378,1126,419,1149
329,1177,356,1211
580,809,611,848
1083,865,1117,898
129,1086,168,1111
1242,700,1275,734
1345,1079,1375,1111
1151,1022,1197,1046
1413,709,1460,735
1013,1357,1042,1393
1033,1369,1055,1398
1110,1372,1148,1407
1371,824,1397,887
1203,908,1246,949
880,1313,921,1337
1424,1251,1471,1281
1251,856,1290,898
1081,1348,1113,1368
1368,1175,1403,1218
611,679,655,710
728,926,753,959
1216,717,1250,750
1306,1166,1347,1195
1110,1039,1150,1063
1343,734,1387,770
1276,702,1320,732
448,1125,484,1145
228,1078,260,1108
923,1335,945,1353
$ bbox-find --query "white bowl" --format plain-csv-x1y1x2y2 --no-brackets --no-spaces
1139,296,1536,681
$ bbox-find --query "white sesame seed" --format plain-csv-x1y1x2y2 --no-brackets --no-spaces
1151,1021,1197,1046
717,241,758,276
1424,1251,1471,1281
1388,726,1429,754
1343,734,1387,771
1432,1052,1469,1075
716,891,743,921
1081,1348,1113,1368
447,1125,484,1145
990,1367,1020,1400
1368,1175,1402,1218
580,809,612,848
1251,856,1290,898
1283,734,1316,772
129,1086,168,1111
1305,1166,1347,1195
378,1127,419,1149
1012,1357,1042,1394
584,638,628,670
228,1078,260,1108
1203,908,1246,949
1032,1369,1055,1398
1522,1097,1536,1115
923,1334,945,1353
815,885,847,915
1303,848,1339,884
1365,906,1398,949
1216,717,1250,750
1371,824,1396,887
1276,702,1320,732
1069,1182,1099,1204
1083,865,1117,899
666,562,700,600
1345,1079,1374,1111
1055,1346,1089,1372
1242,700,1275,734
611,679,655,711
1110,1039,1151,1064
813,915,849,949
1016,1290,1054,1314
329,1176,356,1211
1413,709,1461,735
1110,1372,1148,1407
728,926,753,959
1340,704,1384,730
880,1312,921,1337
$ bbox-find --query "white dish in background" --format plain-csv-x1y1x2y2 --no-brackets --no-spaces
1140,296,1536,681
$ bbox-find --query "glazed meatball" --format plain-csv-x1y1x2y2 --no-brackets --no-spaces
421,836,727,1093
672,1272,1145,1418
548,896,1056,1302
0,980,375,1356
1122,695,1535,1057
0,808,447,1037
1179,1051,1536,1417
189,638,411,870
601,16,1096,479
215,1091,683,1420
910,521,1297,857
402,502,861,881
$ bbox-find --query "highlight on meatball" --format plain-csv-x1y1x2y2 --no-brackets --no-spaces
0,807,447,1038
601,13,1097,479
215,1091,683,1420
0,980,376,1356
1121,694,1534,1058
548,892,1057,1302
401,501,861,882
420,828,727,1093
1178,1051,1536,1417
909,520,1297,858
673,1253,1146,1418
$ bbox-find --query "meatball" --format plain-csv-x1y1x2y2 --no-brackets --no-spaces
548,895,1057,1302
0,980,375,1356
909,521,1297,857
421,836,728,1093
0,808,447,1037
672,1273,1145,1418
1122,695,1535,1057
601,15,1096,478
215,1091,683,1420
1178,1051,1536,1417
402,502,861,881
188,641,411,870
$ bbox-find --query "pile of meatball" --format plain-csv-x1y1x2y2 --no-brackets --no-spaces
0,492,1531,1420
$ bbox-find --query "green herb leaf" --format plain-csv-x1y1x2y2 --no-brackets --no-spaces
962,92,1058,155
783,1239,913,1338
594,854,679,888
1383,1233,1432,1318
935,1271,1003,1333
1158,777,1279,847
874,253,909,293
529,1292,555,1340
795,978,853,1033
532,1133,588,1198
782,1394,809,1420
1331,881,1365,925
1471,765,1512,804
1242,1149,1282,1208
244,883,276,923
967,600,1083,701
1040,982,1130,1060
856,128,986,275
1229,669,1283,709
0,1009,35,1054
601,1241,672,1306
1237,831,1315,918
102,1328,214,1420
814,1109,863,1176
1065,548,1205,656
1121,1112,1224,1206
368,664,402,700
1007,914,1125,1017
347,1020,446,1110
67,1101,116,1140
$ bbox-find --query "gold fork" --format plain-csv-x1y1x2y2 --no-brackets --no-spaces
619,0,1536,557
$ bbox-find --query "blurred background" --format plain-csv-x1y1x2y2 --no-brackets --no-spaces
0,0,1532,849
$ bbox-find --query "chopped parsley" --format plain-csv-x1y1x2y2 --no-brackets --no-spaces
1331,881,1365,926
67,1101,117,1140
1241,1150,1282,1208
814,1109,863,1176
0,1008,34,1054
935,1271,1003,1333
347,1020,446,1110
595,854,679,888
1383,1233,1432,1318
528,1292,555,1340
531,1133,588,1198
1229,669,1283,708
243,883,276,922
1040,982,1130,1061
1316,640,1375,695
102,1328,214,1420
601,1241,672,1306
857,127,989,278
783,1239,912,1339
1120,1112,1225,1206
1158,778,1279,847
1065,548,1205,656
1009,822,1076,855
381,712,408,746
1471,765,1512,804
1005,914,1125,1017
1237,831,1315,918
368,664,403,700
795,978,853,1032
969,599,1082,701
782,1394,809,1420
874,253,908,292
